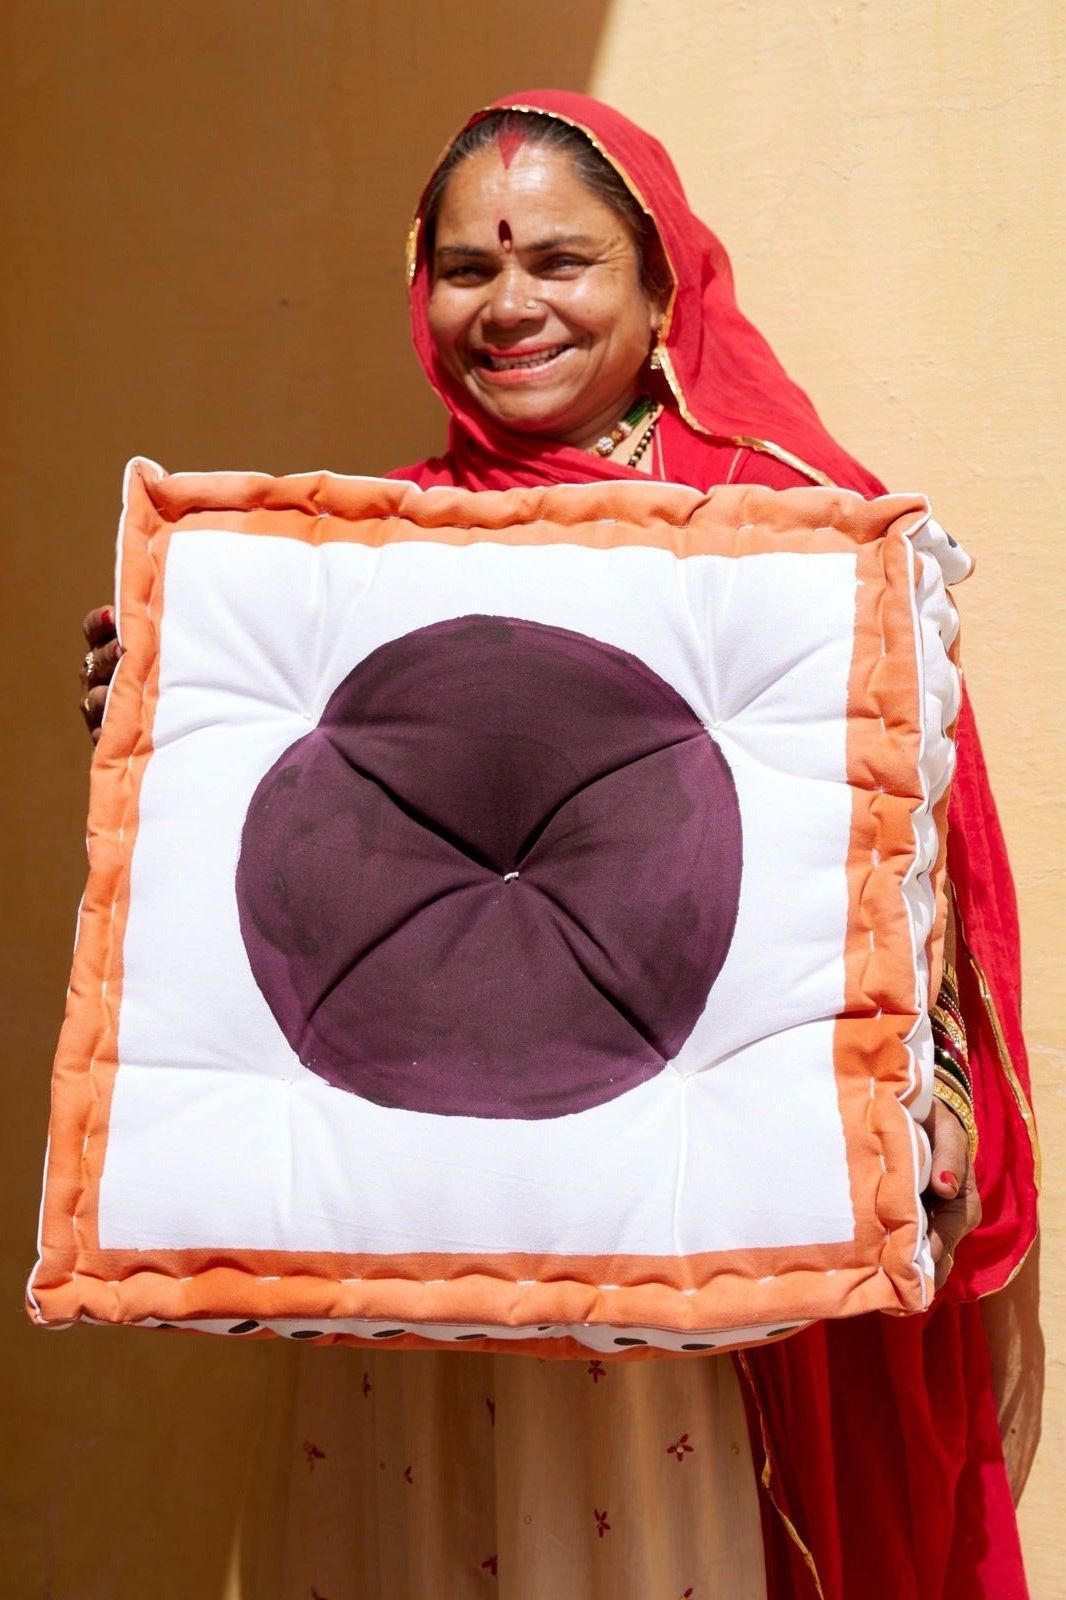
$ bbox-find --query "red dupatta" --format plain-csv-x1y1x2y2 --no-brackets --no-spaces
391,89,1039,1599
398,88,883,496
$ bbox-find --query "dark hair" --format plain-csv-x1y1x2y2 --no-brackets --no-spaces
420,109,672,304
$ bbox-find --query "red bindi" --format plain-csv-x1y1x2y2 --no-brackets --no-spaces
498,219,513,250
497,129,526,169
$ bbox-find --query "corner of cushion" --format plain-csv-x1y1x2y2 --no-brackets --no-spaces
122,456,168,525
24,1248,87,1328
886,492,932,539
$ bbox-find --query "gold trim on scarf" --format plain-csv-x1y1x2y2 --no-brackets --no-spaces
948,900,1041,1294
960,936,1042,1194
411,99,834,489
405,216,421,288
656,346,834,487
737,1352,827,1600
994,1229,1039,1295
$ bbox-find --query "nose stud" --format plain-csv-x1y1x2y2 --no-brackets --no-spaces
525,299,539,311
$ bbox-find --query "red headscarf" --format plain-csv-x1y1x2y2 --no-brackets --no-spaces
391,91,1037,1599
397,88,884,495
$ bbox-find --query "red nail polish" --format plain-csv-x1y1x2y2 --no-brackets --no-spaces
939,1169,959,1192
102,607,114,628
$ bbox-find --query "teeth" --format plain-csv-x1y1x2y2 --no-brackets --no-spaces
483,345,566,371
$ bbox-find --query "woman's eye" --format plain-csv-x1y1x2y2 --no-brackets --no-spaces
440,263,492,283
539,255,586,275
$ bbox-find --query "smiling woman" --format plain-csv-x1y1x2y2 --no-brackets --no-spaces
73,87,1037,1600
383,91,1034,1600
422,111,669,453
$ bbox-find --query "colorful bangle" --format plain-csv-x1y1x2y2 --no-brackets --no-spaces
934,1050,973,1101
936,1002,967,1046
931,1077,979,1166
930,1003,969,1062
933,978,966,1026
937,962,962,1015
932,1018,970,1070
940,958,959,992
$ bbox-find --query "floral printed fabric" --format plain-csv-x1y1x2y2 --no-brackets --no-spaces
270,1350,766,1600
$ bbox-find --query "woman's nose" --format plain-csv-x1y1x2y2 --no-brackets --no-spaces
484,267,542,327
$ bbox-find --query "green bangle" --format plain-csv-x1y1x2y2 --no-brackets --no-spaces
933,1048,973,1100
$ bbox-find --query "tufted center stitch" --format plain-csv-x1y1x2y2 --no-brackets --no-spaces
236,615,743,1119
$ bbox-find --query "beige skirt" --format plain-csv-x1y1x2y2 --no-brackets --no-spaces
254,1345,768,1600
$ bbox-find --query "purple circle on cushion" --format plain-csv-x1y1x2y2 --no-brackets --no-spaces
236,616,742,1119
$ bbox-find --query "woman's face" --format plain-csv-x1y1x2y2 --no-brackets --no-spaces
427,142,666,450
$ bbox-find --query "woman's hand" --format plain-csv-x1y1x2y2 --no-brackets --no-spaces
79,605,121,745
923,1095,982,1290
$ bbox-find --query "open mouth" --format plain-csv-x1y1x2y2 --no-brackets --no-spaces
474,343,572,374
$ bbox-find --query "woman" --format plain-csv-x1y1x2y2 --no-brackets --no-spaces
79,91,1038,1599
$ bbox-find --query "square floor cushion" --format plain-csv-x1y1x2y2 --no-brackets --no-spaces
28,459,970,1358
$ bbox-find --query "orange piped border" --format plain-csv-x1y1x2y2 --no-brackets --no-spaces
28,463,946,1355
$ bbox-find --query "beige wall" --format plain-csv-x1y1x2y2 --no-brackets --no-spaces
585,8,1064,1590
2,2,1061,1595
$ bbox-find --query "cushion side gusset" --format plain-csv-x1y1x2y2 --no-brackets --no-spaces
912,541,965,999
52,1254,919,1330
82,1318,799,1364
897,537,961,1008
838,535,933,1314
26,460,165,1325
875,531,962,1185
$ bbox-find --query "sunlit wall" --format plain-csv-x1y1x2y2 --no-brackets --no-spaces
2,3,1061,1594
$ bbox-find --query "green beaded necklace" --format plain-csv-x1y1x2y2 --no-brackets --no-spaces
589,394,655,458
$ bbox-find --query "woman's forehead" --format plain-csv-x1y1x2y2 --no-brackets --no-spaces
433,144,625,248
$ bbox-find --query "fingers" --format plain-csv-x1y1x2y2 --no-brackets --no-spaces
82,605,117,649
928,1180,983,1291
922,1094,981,1289
79,684,109,742
79,604,121,744
926,1099,969,1202
81,635,123,688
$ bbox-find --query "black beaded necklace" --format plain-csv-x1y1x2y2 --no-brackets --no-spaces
624,404,663,470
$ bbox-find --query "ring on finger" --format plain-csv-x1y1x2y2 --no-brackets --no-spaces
83,649,97,685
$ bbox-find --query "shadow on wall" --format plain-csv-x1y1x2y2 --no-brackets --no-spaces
5,0,613,490
0,4,608,1599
